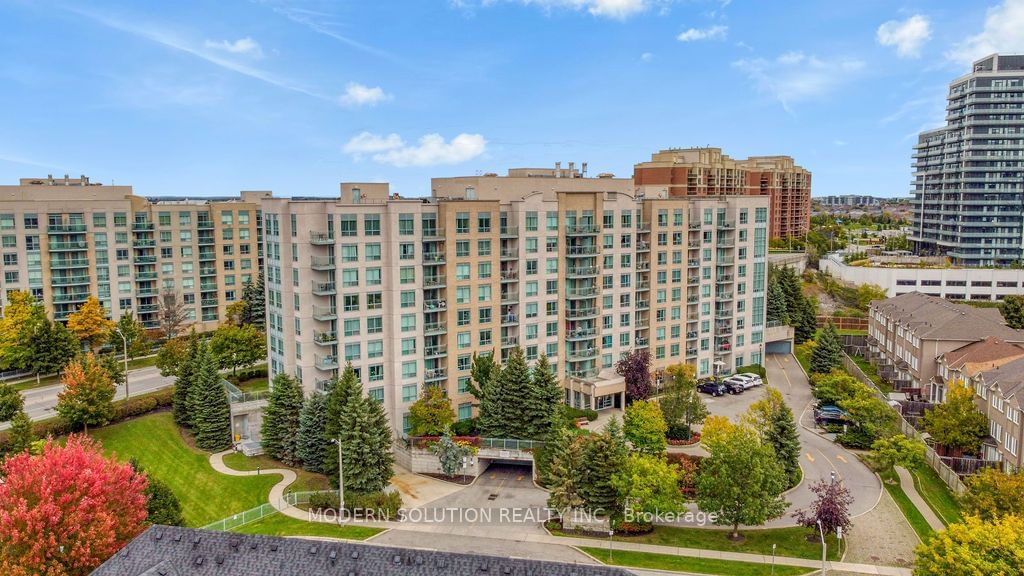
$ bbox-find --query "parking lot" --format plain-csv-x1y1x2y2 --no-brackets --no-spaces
695,377,772,429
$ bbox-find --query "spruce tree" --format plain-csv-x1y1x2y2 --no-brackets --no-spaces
766,404,802,488
7,409,33,454
766,279,790,325
335,394,394,493
523,354,562,440
242,270,266,329
324,364,365,484
467,352,497,401
547,432,584,512
480,346,531,439
191,344,232,452
578,431,623,516
811,322,843,374
778,266,803,314
297,392,330,473
172,337,200,427
260,373,305,465
795,297,819,345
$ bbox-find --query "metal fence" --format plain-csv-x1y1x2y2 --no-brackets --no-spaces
479,438,545,451
224,379,270,404
201,501,279,531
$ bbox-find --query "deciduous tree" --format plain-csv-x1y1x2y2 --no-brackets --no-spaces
616,348,652,401
297,391,330,474
913,515,1024,576
0,383,23,421
810,322,843,374
922,380,989,456
870,434,925,473
67,296,115,352
209,323,266,376
260,373,304,466
960,468,1024,522
0,436,148,576
696,423,788,538
408,385,455,437
158,290,189,341
156,331,196,378
108,311,149,360
612,453,683,518
1000,294,1024,329
27,319,79,384
56,353,116,432
0,290,47,371
793,479,853,536
660,363,706,440
623,399,667,455
840,390,900,441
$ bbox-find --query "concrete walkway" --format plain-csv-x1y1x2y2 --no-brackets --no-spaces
895,466,945,532
210,450,297,512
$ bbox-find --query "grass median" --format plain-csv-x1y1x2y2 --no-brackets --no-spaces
577,547,811,576
880,469,934,540
232,512,384,540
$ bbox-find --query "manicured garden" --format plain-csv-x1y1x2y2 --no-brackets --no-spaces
577,547,810,576
555,525,840,562
89,411,279,527
231,512,384,540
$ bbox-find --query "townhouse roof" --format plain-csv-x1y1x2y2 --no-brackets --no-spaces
91,525,631,576
871,292,1024,342
941,337,1024,373
978,355,1024,408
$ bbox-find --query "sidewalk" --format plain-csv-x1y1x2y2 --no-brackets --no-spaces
894,466,945,532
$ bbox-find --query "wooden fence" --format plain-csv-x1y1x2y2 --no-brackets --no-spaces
817,315,868,331
841,353,967,496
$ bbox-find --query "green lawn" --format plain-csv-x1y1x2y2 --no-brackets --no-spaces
556,525,840,562
222,452,330,492
89,411,280,527
577,547,811,576
232,512,383,540
910,464,962,527
850,354,891,394
880,469,934,540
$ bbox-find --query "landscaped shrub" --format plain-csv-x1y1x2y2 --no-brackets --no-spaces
346,490,403,520
307,491,339,511
666,452,703,498
611,519,654,535
564,406,599,422
666,423,692,441
836,428,875,449
734,364,767,380
451,417,479,437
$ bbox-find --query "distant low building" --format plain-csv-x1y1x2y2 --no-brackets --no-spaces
816,195,884,207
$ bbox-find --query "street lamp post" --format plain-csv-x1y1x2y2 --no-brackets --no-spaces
817,520,827,576
114,328,129,399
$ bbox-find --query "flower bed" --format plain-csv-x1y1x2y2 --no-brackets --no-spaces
667,433,701,446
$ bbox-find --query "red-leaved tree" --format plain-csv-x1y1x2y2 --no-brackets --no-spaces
0,435,148,576
616,348,652,401
792,478,853,537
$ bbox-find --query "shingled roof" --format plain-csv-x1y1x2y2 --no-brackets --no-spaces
941,337,1024,372
978,355,1024,410
91,525,632,576
872,292,1024,342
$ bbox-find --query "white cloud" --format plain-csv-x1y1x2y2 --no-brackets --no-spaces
339,82,392,107
584,0,648,19
677,25,727,42
947,0,1024,65
876,15,931,58
343,132,487,167
452,0,656,20
640,52,654,62
732,52,865,112
204,37,264,58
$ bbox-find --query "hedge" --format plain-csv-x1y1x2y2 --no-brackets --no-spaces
564,406,599,422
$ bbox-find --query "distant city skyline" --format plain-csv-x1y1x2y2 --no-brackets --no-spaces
1,0,1023,198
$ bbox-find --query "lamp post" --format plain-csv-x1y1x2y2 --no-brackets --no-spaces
114,327,129,400
330,437,345,513
817,520,827,576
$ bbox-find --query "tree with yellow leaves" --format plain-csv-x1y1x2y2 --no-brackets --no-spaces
914,514,1024,575
55,353,116,432
67,297,114,352
0,291,47,371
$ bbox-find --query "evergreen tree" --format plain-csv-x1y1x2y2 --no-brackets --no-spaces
777,266,803,314
335,393,394,493
466,352,497,401
7,409,33,454
547,432,584,512
431,431,472,478
191,344,232,452
810,322,843,374
766,404,802,487
297,392,330,473
522,354,562,440
794,297,819,345
241,269,266,329
578,432,623,516
479,346,531,439
324,364,366,484
260,373,305,465
172,336,200,427
0,384,23,422
766,279,790,325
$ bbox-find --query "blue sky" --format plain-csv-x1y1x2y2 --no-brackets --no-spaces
1,0,1023,198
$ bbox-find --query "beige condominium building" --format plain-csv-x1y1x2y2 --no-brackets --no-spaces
264,164,770,434
0,175,267,332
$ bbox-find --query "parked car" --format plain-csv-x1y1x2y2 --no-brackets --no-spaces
697,381,727,397
723,380,746,395
738,372,764,386
723,374,758,390
814,405,851,426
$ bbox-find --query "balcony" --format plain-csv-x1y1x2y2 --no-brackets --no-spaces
636,300,650,310
198,250,216,261
52,275,90,286
687,259,700,268
717,257,735,265
566,286,598,299
425,345,447,358
132,222,154,231
197,237,215,245
717,325,733,335
315,355,339,371
201,298,219,307
424,322,447,335
501,313,520,326
687,295,699,304
312,282,336,296
717,240,735,248
48,223,87,233
422,229,441,240
687,276,699,286
567,347,598,360
635,337,649,348
565,307,598,319
137,304,159,313
310,232,334,245
567,367,599,379
688,222,702,230
132,239,155,248
566,327,597,341
51,258,89,269
566,225,600,236
424,368,448,383
715,293,734,303
313,305,337,321
636,241,650,252
716,275,733,284
567,246,598,257
311,256,336,271
715,310,733,319
501,292,519,303
686,330,698,340
199,267,217,277
424,299,448,311
134,256,156,264
501,336,519,348
717,221,735,230
423,252,446,264
49,241,88,251
566,266,599,278
313,331,338,346
686,347,698,357
424,275,447,288
500,249,518,260
637,222,651,232
52,292,90,303
136,272,157,280
136,288,158,296
635,261,650,271
500,226,518,237
200,282,218,291
500,271,519,282
197,220,214,230
635,320,649,329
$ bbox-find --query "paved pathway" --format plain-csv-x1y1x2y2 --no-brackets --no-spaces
843,479,922,569
895,466,945,532
209,450,297,517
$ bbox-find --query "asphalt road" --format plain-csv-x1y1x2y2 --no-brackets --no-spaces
6,365,175,429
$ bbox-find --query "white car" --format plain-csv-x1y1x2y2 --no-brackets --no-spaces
723,374,758,390
738,372,764,387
